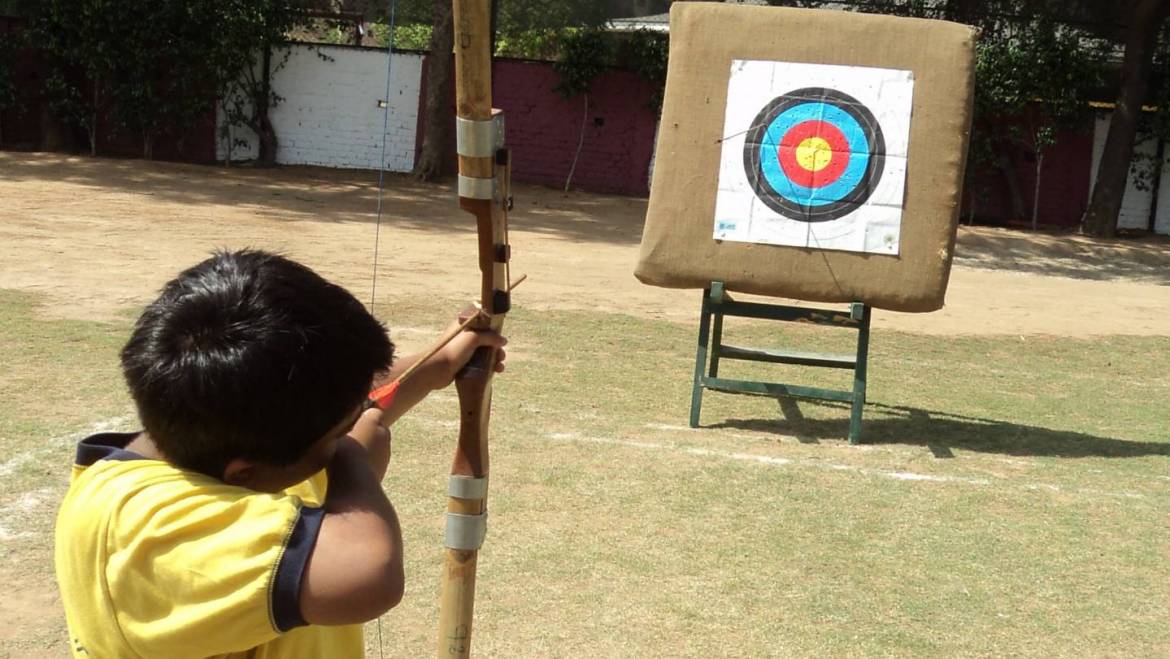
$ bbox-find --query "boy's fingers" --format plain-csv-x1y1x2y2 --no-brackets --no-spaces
469,330,507,350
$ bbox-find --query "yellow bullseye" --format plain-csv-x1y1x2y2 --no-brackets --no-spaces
795,137,833,172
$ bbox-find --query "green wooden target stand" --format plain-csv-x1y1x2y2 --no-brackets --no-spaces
689,281,872,443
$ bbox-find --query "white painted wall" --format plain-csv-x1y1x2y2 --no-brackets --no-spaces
1152,149,1170,235
1090,115,1162,232
218,44,423,172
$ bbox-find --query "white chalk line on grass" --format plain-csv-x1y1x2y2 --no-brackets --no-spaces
0,416,133,545
552,432,987,487
647,423,1045,469
0,415,133,478
548,431,1150,500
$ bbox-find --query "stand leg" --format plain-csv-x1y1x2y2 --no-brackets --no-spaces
690,288,713,428
709,311,724,378
848,303,871,444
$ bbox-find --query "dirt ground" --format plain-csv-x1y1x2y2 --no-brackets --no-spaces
3,151,1170,339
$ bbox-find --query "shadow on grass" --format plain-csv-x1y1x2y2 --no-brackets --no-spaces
710,399,1170,459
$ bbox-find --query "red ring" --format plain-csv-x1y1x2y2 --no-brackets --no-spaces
776,120,851,189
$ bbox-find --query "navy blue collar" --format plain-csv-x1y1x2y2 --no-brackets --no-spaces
75,432,148,466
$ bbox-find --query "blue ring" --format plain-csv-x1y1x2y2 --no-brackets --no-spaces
741,87,887,223
758,103,871,207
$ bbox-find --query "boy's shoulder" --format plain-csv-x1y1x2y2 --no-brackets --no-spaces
58,431,324,558
63,432,278,524
64,431,327,504
55,432,337,658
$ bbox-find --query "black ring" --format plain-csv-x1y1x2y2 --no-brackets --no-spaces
742,87,886,223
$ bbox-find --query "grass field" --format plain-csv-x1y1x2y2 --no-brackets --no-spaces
2,280,1168,657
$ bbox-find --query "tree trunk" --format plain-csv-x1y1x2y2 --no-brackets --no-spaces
256,46,278,166
1032,151,1044,230
996,145,1028,220
413,0,455,181
90,81,99,156
1083,0,1170,237
40,105,71,151
490,0,500,54
224,109,233,167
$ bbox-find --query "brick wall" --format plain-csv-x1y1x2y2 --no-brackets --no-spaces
219,44,423,172
964,127,1094,229
492,59,659,195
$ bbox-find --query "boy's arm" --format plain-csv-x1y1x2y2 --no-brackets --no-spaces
376,325,508,429
295,323,507,623
298,436,404,625
343,327,505,480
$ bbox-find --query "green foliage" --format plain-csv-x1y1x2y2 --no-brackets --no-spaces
975,19,1104,155
387,0,611,60
619,29,669,111
0,33,18,113
0,0,38,16
30,0,310,157
495,28,566,60
971,18,1105,223
32,0,127,151
320,22,361,45
850,0,934,18
376,23,433,50
1127,27,1170,192
496,0,609,37
553,29,612,99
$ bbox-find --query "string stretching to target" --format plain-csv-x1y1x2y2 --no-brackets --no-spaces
743,87,885,223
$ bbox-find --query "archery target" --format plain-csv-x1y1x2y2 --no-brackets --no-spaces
714,60,914,255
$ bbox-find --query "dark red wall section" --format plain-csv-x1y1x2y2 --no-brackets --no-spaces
491,59,659,195
963,128,1094,228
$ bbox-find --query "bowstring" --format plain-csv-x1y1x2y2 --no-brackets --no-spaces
370,0,399,316
374,5,398,658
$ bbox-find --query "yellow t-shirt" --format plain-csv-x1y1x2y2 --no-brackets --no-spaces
54,432,364,658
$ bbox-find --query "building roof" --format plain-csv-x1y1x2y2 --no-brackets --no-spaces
608,12,670,32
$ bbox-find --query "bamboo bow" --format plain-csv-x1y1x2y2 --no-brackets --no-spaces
437,2,511,655
368,4,509,654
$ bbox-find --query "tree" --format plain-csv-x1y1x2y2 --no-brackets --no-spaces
32,0,309,162
208,1,312,166
0,30,18,145
974,18,1105,228
553,28,612,191
494,0,610,58
33,0,127,155
412,0,454,181
104,1,230,159
1083,0,1170,237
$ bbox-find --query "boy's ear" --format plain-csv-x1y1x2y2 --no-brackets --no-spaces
222,458,257,487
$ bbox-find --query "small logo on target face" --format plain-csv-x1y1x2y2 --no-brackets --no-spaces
743,87,886,223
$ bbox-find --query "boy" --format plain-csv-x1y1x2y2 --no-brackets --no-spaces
54,250,506,658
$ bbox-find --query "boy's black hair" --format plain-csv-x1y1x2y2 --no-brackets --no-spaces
121,250,394,477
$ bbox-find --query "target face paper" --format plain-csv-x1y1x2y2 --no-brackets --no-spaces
714,60,914,255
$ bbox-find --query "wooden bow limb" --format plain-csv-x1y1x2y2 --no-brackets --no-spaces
439,2,512,655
